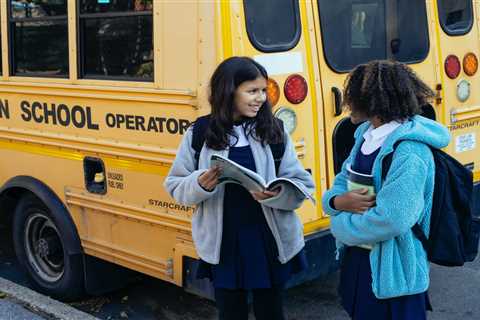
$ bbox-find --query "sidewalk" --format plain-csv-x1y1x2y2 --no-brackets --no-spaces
0,298,46,320
0,277,99,320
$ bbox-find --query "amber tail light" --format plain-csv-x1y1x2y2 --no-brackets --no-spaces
463,53,478,76
267,78,280,106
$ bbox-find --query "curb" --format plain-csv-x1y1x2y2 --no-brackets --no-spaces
0,277,100,320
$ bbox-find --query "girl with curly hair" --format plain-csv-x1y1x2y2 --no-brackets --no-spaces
322,60,450,320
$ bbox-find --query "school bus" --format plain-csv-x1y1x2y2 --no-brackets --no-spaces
0,0,478,300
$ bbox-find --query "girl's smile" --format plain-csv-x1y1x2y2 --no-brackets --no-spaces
232,76,268,120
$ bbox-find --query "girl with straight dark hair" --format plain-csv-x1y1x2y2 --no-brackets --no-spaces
165,56,314,320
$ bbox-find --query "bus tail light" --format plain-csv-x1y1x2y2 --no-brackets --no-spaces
457,79,471,102
274,107,297,134
463,53,478,76
445,55,461,79
284,74,308,104
267,78,280,106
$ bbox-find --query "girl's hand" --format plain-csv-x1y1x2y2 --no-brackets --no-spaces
251,189,280,201
198,166,221,191
333,189,376,214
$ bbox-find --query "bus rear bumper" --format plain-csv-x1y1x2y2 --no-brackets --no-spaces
473,182,480,218
286,229,339,289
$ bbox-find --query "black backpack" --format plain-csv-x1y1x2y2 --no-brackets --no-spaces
191,115,285,174
382,141,480,266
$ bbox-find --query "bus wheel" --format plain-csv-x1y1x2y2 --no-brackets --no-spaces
12,194,84,301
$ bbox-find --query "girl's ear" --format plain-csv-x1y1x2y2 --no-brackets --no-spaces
350,111,367,124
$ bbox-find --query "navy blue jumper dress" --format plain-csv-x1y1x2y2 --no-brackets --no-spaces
338,147,432,320
197,145,307,289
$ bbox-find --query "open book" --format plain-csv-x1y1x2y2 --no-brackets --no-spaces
210,154,315,204
346,164,375,196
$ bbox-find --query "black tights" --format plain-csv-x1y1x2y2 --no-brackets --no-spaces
214,287,286,320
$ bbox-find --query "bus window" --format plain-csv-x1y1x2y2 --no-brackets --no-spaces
351,4,377,49
318,0,429,72
437,0,473,35
78,0,153,81
244,0,301,52
9,0,68,77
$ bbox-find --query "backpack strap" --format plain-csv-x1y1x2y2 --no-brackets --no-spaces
381,140,428,250
381,140,401,181
191,115,211,170
270,119,286,175
412,224,429,251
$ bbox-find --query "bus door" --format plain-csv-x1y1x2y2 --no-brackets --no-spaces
239,0,330,233
433,0,480,179
311,0,438,181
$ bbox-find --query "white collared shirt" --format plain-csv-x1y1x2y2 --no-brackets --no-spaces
361,121,402,155
229,125,249,147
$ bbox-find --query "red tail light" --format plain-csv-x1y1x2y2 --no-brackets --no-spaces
284,74,308,104
445,55,461,79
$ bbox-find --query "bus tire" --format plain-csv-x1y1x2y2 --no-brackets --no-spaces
12,194,85,301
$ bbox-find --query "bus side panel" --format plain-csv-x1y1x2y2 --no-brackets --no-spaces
0,7,216,282
0,89,205,283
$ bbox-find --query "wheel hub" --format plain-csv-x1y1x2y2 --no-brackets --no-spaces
36,238,50,258
24,212,65,282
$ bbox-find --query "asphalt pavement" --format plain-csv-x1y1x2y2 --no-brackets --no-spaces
1,220,480,319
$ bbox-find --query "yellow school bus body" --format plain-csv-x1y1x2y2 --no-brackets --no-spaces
0,1,478,297
434,1,480,176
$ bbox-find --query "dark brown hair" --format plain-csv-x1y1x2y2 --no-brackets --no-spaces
343,60,435,123
204,56,283,150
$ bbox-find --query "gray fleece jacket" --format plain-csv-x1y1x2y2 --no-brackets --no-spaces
164,125,315,264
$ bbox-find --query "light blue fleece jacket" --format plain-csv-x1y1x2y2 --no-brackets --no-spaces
322,115,450,299
164,125,314,265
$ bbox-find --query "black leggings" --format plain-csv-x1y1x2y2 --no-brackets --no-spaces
215,287,286,320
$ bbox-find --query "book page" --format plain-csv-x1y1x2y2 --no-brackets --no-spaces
267,178,316,205
210,154,266,192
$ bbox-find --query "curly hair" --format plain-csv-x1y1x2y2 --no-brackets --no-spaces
342,60,435,123
205,56,283,150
